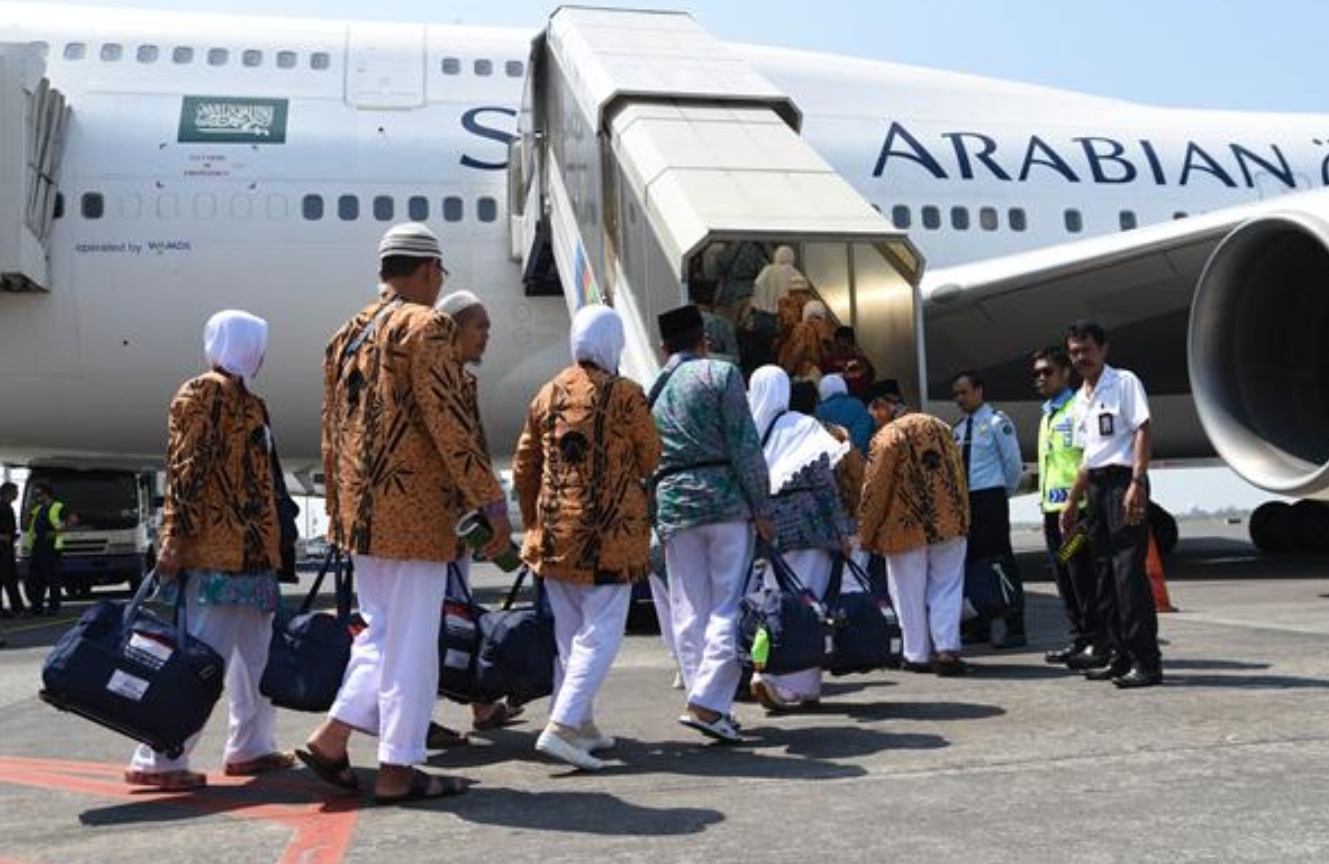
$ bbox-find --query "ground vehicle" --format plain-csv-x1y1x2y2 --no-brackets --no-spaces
18,467,157,596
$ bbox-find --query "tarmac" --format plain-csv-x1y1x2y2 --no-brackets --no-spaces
1,518,1328,864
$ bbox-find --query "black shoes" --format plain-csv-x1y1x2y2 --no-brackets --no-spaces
900,659,933,674
1084,657,1131,681
1113,666,1164,689
1066,645,1114,671
1044,642,1085,664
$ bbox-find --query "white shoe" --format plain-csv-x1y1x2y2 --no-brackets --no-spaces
536,729,606,771
576,723,615,752
670,669,685,690
678,712,744,744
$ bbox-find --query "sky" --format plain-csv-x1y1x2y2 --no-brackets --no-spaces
35,0,1321,520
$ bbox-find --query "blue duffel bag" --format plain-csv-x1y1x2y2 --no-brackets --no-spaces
474,567,555,706
823,554,903,675
40,572,225,758
738,543,832,675
260,548,355,713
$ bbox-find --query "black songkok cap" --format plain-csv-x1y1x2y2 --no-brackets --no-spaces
658,305,704,343
868,378,903,402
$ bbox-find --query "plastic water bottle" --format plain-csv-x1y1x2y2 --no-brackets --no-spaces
752,626,771,670
456,511,523,572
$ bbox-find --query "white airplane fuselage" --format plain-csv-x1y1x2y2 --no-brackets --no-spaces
2,4,1324,471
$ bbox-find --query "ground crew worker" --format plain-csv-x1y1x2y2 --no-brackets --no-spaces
25,482,68,615
952,371,1024,647
1031,346,1104,666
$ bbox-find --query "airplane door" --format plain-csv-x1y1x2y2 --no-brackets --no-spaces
345,23,425,109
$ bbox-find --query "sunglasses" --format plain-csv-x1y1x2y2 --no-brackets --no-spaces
1032,367,1056,378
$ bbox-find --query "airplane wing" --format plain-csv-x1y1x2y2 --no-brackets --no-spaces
920,187,1329,403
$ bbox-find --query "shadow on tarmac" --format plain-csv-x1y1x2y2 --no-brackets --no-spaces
449,787,722,835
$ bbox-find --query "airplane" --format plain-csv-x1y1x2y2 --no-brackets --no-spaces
0,2,1325,555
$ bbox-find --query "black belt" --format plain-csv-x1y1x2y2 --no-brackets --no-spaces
1087,465,1132,479
654,459,729,483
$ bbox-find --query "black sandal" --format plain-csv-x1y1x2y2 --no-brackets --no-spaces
373,770,471,805
295,745,360,791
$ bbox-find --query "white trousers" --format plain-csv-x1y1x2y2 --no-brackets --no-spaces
545,579,630,728
648,573,679,665
665,520,753,716
885,537,967,663
761,547,832,701
329,555,446,766
128,590,278,773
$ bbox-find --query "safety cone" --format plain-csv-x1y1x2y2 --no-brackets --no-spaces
1146,529,1177,612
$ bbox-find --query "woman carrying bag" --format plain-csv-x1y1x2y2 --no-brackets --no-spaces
746,365,852,712
124,310,293,790
512,305,661,771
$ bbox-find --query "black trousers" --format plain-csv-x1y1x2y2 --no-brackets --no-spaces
967,487,1024,637
27,546,62,612
1087,466,1160,670
0,548,22,614
1043,512,1101,647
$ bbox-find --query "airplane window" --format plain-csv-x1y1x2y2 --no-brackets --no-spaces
230,194,253,220
276,51,297,69
443,196,463,222
120,193,143,220
157,194,179,219
506,60,524,77
310,52,331,70
979,206,998,231
302,194,324,220
243,49,263,68
207,48,229,66
53,193,65,220
951,206,970,230
265,194,288,220
338,195,359,221
891,204,911,229
100,44,123,62
1009,207,1027,231
172,46,194,64
64,42,87,61
1064,209,1083,233
475,59,493,77
1119,210,1138,231
81,193,104,220
195,194,217,220
477,197,498,222
373,196,394,221
137,45,159,63
441,57,461,75
408,196,429,221
921,205,940,230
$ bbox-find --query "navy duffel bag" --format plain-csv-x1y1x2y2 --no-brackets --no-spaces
738,543,831,675
823,554,903,675
473,567,555,706
260,548,354,713
40,572,225,758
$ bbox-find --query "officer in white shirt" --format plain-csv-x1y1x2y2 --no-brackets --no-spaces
1060,320,1162,689
952,370,1025,648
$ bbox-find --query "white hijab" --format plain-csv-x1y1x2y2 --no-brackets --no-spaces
819,373,849,400
570,304,625,374
748,365,848,493
204,309,267,384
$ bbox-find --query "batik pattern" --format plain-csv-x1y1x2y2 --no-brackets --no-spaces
859,413,970,555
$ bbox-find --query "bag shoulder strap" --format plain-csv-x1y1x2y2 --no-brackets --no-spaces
761,410,789,448
646,355,697,409
297,548,353,621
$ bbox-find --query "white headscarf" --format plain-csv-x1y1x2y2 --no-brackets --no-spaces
751,245,807,314
748,365,848,493
204,309,267,384
819,373,848,400
570,304,625,373
803,299,829,322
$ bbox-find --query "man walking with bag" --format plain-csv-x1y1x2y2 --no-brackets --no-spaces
299,223,512,803
651,305,774,743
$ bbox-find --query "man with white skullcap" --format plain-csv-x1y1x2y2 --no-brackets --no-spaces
424,288,526,747
124,309,294,790
300,223,512,804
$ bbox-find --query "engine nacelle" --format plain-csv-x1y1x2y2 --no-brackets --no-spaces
1189,211,1329,500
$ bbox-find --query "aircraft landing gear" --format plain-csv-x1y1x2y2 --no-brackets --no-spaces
1250,500,1329,553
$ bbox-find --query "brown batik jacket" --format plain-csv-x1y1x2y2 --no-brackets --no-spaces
323,296,504,562
161,370,281,574
859,412,970,555
513,363,661,584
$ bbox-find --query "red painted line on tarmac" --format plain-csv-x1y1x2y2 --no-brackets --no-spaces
0,757,360,864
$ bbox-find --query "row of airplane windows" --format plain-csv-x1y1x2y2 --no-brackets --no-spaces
887,203,1187,233
63,191,1190,234
65,192,501,223
50,41,525,77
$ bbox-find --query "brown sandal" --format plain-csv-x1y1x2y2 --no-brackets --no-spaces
471,701,525,731
225,751,296,776
124,769,208,790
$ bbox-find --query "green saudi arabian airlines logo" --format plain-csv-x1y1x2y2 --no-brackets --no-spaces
178,96,288,144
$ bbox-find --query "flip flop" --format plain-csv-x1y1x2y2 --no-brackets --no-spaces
225,751,297,776
426,723,470,750
471,701,525,731
123,769,207,790
372,770,471,806
295,746,361,791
